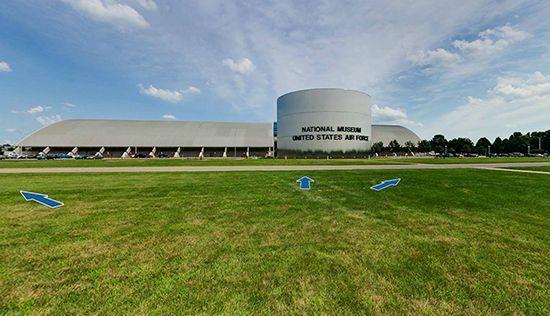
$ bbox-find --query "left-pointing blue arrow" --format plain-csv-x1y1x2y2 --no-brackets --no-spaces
20,191,64,208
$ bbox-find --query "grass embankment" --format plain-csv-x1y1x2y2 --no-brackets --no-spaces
1,170,549,314
0,156,548,168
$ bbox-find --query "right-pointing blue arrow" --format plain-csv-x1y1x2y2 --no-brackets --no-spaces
370,178,400,191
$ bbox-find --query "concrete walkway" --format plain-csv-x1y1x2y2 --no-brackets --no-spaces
1,162,550,174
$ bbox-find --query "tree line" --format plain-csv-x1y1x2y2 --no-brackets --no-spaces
371,129,550,155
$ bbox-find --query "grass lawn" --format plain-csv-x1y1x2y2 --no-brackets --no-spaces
0,156,548,168
507,166,550,172
1,170,549,314
0,158,407,168
401,157,550,164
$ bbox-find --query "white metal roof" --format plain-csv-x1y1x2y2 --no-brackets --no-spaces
18,119,274,148
372,124,421,146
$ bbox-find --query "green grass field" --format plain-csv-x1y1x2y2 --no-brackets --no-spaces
0,156,548,168
0,158,404,168
507,166,550,172
1,169,549,314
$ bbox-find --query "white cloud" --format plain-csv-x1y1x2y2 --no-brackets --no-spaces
408,48,461,66
27,106,45,114
453,25,531,55
372,104,423,127
135,0,157,11
0,61,12,72
431,72,550,139
408,25,531,70
222,58,255,75
64,102,77,108
162,114,176,120
77,0,542,116
372,104,407,120
138,84,200,103
6,128,17,132
491,71,550,98
36,115,63,126
187,86,201,94
62,0,149,30
138,84,183,103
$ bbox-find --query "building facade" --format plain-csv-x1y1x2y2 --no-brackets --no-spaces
277,89,372,154
16,89,422,157
17,120,274,158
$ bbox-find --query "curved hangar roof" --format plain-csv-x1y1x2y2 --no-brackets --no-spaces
372,124,421,146
18,119,274,148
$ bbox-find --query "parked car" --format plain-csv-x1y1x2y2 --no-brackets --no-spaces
54,153,72,159
509,152,525,157
86,154,103,159
37,154,55,160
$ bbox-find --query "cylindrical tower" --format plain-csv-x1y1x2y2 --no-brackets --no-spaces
276,88,372,154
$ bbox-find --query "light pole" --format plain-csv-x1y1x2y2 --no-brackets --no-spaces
488,145,491,157
528,145,531,156
444,145,448,155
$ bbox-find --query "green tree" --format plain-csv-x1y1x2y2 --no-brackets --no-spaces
404,140,416,150
522,129,550,152
475,137,491,155
502,138,511,153
507,132,529,152
449,137,474,153
371,141,384,153
388,139,401,151
492,137,504,154
430,134,447,153
417,140,431,152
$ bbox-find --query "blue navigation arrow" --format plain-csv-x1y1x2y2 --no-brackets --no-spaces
297,176,314,190
20,191,64,208
370,178,400,191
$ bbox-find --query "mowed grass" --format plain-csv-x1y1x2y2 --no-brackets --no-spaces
0,156,548,168
1,170,549,314
400,157,549,164
507,166,550,172
0,158,406,168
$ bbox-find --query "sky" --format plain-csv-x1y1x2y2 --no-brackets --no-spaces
1,0,550,145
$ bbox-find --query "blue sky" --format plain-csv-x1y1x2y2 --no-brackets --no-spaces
1,0,549,144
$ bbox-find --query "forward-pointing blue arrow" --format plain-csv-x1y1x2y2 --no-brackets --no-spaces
370,178,400,191
297,176,314,190
20,191,64,208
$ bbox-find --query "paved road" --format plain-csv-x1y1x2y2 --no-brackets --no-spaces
0,162,550,174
